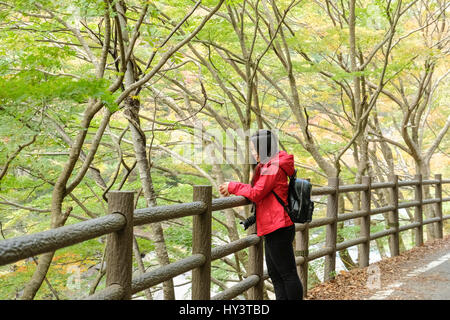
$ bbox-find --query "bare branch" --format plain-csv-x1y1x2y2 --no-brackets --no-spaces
0,134,38,182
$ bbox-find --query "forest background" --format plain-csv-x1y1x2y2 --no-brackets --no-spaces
0,0,449,300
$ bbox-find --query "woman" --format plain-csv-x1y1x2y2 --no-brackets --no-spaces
219,129,303,300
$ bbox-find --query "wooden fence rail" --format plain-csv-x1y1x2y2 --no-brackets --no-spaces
0,174,449,300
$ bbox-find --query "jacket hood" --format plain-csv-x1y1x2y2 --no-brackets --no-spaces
278,150,295,176
260,150,295,176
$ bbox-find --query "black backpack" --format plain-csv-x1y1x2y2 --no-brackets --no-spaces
272,168,314,223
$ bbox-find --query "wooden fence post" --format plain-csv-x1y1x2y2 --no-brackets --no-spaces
324,177,339,281
192,185,212,300
296,225,309,298
359,176,371,268
414,174,424,246
389,175,400,256
106,191,135,300
435,174,443,239
248,227,263,300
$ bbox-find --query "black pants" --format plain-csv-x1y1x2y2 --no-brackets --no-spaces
264,224,303,300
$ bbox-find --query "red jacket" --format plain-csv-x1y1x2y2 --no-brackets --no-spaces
227,151,295,236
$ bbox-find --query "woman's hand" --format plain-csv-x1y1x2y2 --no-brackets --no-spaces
219,182,230,197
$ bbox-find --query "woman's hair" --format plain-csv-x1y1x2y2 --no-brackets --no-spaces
250,129,279,165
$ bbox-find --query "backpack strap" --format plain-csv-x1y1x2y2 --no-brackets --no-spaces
278,166,288,177
271,166,295,213
271,190,289,213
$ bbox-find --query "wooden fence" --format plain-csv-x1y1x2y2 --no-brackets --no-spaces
0,174,449,300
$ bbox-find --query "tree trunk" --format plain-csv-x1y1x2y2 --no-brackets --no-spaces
20,103,106,299
418,161,436,241
115,0,175,300
337,190,357,270
125,98,176,300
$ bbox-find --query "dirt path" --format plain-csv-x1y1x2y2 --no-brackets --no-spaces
307,235,450,300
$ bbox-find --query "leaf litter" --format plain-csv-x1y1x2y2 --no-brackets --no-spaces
306,235,450,300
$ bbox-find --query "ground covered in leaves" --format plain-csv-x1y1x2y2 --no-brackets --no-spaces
306,235,450,300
